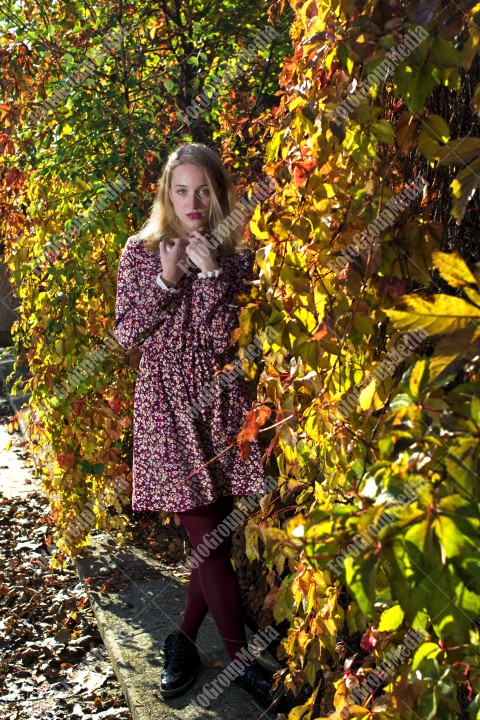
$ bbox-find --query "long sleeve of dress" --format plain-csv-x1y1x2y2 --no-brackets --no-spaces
113,236,184,352
190,249,255,358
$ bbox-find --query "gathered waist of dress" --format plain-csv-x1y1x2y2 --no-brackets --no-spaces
140,322,208,360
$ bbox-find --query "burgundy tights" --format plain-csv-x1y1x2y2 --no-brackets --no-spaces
176,495,248,661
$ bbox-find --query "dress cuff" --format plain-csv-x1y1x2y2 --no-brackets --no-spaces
156,273,181,293
196,268,223,279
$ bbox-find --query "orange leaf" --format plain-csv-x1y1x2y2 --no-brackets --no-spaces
231,327,241,343
239,410,260,442
213,362,237,379
239,439,252,460
313,322,329,340
255,405,272,426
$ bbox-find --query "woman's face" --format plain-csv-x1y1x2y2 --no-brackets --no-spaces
168,162,211,235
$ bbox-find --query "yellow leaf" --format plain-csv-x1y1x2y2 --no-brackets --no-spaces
409,359,428,400
296,307,318,333
464,287,480,307
287,682,320,719
385,294,480,335
378,605,405,631
412,641,441,670
5,438,12,451
249,205,270,239
427,325,480,381
432,250,476,287
358,378,376,411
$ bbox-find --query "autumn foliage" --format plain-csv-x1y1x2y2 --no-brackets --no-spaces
1,0,290,557
238,0,480,717
2,0,480,717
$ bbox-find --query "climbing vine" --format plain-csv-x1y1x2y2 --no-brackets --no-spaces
241,0,480,717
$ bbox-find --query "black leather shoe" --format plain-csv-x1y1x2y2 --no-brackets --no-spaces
160,631,200,698
233,659,286,714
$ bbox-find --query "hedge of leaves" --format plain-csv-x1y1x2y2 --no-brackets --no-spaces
1,0,290,556
239,0,480,717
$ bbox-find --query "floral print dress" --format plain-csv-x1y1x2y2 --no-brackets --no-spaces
113,234,271,512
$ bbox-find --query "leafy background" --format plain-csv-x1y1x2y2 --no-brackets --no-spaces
2,0,480,717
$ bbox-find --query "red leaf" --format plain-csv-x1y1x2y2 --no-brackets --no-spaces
360,627,378,653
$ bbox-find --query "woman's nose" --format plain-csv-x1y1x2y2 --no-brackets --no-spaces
190,192,203,208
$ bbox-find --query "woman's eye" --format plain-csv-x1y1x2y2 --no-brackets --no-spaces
176,188,209,195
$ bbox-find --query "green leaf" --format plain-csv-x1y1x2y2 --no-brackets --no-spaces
427,325,479,382
418,681,438,719
388,392,415,411
393,35,438,113
450,156,480,224
344,553,376,615
418,114,450,161
467,693,480,719
435,137,480,166
473,83,480,113
432,515,467,560
372,119,394,144
304,660,318,687
426,564,480,643
471,395,480,424
443,436,480,498
418,128,441,161
382,531,431,619
272,583,295,624
245,524,260,561
430,36,461,68
377,604,405,631
295,307,318,333
424,114,450,143
164,78,177,93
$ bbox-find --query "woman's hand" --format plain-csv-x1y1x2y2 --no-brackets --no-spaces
159,237,190,286
185,229,219,273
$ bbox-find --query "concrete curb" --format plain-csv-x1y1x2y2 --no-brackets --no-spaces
75,533,284,719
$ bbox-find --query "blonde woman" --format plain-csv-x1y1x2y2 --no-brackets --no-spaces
113,143,285,714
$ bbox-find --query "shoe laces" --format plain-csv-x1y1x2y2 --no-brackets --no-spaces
163,632,195,659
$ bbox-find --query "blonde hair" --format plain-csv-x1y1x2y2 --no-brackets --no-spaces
137,143,250,255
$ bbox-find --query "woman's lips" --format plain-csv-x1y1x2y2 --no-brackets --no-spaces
187,212,202,219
